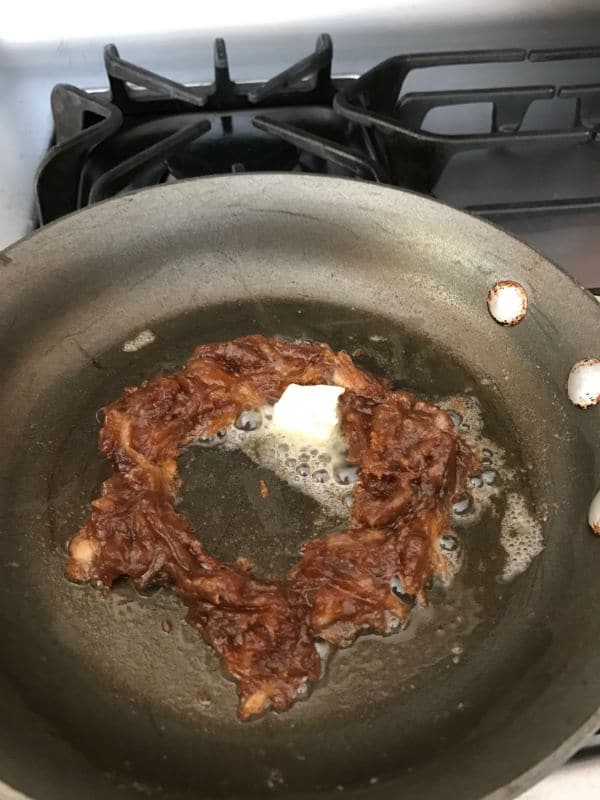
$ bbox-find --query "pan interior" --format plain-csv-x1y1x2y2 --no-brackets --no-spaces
0,297,539,799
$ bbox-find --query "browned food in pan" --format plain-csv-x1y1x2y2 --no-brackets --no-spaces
67,335,477,719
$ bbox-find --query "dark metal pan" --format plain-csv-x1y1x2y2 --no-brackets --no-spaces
0,174,599,800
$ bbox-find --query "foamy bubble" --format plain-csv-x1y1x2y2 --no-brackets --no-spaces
390,575,416,605
220,405,354,522
216,400,475,584
186,390,543,586
201,402,469,585
439,395,485,440
499,493,544,581
334,464,358,485
192,434,219,449
440,393,544,581
234,409,262,431
437,533,463,580
312,469,330,483
452,494,473,516
384,611,404,633
440,394,510,528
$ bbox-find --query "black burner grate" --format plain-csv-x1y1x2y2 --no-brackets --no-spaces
35,36,382,225
36,39,600,229
333,47,600,220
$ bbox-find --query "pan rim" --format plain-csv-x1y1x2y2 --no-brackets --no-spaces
2,172,599,318
1,172,599,800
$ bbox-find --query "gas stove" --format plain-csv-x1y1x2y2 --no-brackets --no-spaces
12,35,600,295
1,23,600,800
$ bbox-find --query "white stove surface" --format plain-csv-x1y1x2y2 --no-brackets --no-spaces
523,757,600,800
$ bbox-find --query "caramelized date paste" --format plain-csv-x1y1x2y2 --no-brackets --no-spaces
67,335,477,719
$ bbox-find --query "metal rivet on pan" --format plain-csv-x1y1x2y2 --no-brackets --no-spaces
589,489,600,534
487,280,527,325
567,358,600,409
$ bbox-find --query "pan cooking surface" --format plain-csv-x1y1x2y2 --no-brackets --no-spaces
0,300,542,795
0,175,599,800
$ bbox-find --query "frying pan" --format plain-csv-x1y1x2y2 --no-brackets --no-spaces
0,174,599,800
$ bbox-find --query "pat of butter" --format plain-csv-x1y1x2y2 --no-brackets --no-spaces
271,384,345,443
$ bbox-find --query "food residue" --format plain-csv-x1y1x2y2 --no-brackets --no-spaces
66,335,477,720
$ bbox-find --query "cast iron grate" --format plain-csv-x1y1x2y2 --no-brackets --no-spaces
334,46,600,220
36,40,600,228
35,35,380,225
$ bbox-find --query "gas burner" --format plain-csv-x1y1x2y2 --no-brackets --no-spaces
34,38,600,289
35,36,380,225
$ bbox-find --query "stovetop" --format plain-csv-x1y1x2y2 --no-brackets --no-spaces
22,35,600,293
1,25,600,800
